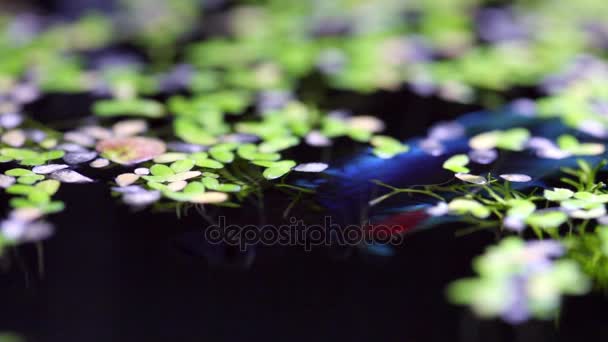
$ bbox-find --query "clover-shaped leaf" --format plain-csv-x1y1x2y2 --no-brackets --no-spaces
150,164,174,177
443,154,470,173
544,188,574,202
170,159,195,173
259,160,296,180
202,176,220,189
209,149,235,163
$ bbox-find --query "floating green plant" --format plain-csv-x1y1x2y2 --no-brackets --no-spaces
3,0,608,329
371,158,608,320
1,148,64,166
447,237,590,323
93,99,165,118
442,154,470,173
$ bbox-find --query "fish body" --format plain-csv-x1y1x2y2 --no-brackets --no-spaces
313,109,608,254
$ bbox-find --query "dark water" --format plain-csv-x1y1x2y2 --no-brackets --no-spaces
2,182,605,341
0,86,606,341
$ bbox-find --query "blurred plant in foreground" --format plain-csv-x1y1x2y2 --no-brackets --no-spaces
448,237,590,323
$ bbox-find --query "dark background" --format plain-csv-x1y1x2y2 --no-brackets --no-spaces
0,1,607,341
2,89,606,342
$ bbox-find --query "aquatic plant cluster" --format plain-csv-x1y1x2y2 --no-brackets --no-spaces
2,0,608,326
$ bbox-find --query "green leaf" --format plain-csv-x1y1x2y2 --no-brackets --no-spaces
36,179,61,195
250,152,281,161
142,176,168,183
28,189,51,204
10,197,34,209
6,184,35,195
183,182,205,194
153,153,188,164
236,144,257,160
189,152,209,163
170,159,195,173
93,98,165,118
321,117,349,137
202,172,220,179
370,135,409,159
261,160,296,180
544,188,574,202
209,149,235,163
258,136,299,153
17,175,44,185
162,190,195,202
42,200,65,214
1,148,38,160
443,154,470,173
202,177,220,190
146,181,167,191
194,159,224,169
174,118,217,145
263,166,293,180
204,90,250,113
557,135,605,156
496,128,530,151
20,157,48,166
150,164,175,177
526,211,568,229
507,199,536,218
348,128,373,142
252,160,275,167
41,150,66,160
557,135,579,151
5,168,35,177
216,183,241,192
469,129,530,151
210,143,238,152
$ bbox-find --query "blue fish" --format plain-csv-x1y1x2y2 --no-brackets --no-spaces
311,108,608,255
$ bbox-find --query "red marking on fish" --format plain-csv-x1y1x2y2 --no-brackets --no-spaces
366,210,428,238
